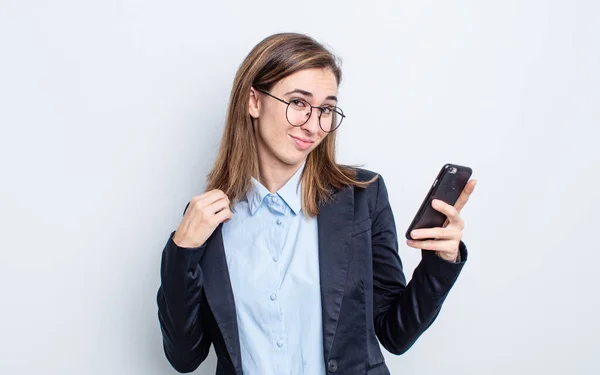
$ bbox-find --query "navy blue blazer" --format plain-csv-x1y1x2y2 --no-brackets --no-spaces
157,168,468,375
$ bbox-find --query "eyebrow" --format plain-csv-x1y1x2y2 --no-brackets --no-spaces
284,89,338,103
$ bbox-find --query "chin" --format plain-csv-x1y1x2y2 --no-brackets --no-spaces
278,150,309,166
281,156,306,166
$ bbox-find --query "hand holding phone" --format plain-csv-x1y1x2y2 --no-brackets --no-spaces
405,163,473,241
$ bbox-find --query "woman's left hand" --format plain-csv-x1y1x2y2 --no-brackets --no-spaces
406,179,477,262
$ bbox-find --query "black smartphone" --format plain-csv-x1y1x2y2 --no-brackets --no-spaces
405,163,473,240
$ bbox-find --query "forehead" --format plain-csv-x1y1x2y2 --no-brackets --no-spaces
272,68,338,97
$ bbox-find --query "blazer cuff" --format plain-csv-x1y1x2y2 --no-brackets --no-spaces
163,231,208,271
420,240,468,283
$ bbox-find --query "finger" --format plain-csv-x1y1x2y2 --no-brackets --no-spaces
442,217,449,228
195,189,229,206
207,197,230,215
406,239,459,252
205,189,229,204
454,179,477,213
442,216,464,230
431,199,460,224
213,207,233,224
410,227,461,240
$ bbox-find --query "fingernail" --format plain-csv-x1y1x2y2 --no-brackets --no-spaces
411,231,417,238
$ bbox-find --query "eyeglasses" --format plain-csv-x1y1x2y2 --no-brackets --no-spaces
255,88,346,133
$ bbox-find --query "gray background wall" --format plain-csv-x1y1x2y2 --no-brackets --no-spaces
1,0,598,374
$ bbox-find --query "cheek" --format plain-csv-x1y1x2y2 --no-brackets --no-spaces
259,118,291,146
264,104,288,128
309,133,327,150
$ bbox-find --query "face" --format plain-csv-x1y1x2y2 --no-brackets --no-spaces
248,68,339,170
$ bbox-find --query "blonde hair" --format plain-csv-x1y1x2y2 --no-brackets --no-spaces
206,32,377,217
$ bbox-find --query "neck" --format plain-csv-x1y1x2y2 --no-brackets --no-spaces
257,159,304,194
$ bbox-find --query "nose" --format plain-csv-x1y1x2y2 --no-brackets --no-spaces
300,107,321,134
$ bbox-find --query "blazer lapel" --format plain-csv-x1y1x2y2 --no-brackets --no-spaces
201,223,242,371
318,185,355,361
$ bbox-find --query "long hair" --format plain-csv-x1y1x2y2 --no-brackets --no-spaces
206,32,378,217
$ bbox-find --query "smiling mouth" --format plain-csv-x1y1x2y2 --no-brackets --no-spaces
290,135,314,150
290,135,314,144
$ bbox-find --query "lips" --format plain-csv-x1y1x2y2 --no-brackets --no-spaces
290,135,314,150
291,135,314,143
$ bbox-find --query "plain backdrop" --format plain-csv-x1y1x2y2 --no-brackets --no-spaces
1,1,599,374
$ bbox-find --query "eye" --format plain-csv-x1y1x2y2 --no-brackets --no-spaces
320,106,334,115
290,99,307,108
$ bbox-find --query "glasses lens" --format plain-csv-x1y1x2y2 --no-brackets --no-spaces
320,106,344,132
286,100,345,132
287,99,311,126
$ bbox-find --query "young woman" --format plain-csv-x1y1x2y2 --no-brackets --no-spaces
157,32,476,375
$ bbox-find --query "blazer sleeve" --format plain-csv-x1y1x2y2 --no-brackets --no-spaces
371,175,468,355
156,203,212,372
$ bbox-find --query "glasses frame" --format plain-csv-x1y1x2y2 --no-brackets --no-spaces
255,88,346,133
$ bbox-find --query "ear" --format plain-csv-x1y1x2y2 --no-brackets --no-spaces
248,87,261,119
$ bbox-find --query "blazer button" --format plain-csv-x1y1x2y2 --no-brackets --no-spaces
327,359,338,372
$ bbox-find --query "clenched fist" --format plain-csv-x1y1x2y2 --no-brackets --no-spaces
172,189,233,248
